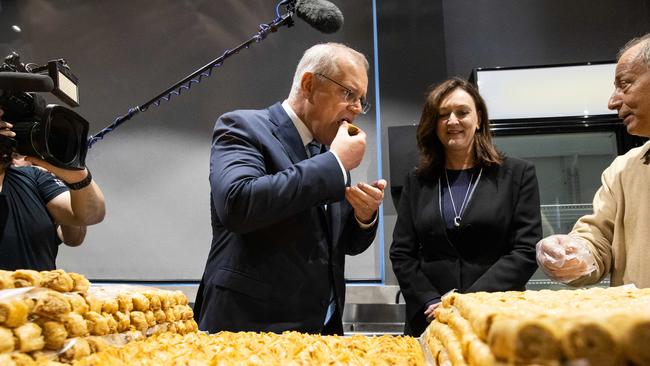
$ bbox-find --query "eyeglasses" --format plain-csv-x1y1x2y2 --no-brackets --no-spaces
315,73,371,114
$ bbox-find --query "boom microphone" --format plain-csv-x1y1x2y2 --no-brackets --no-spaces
0,72,54,92
295,0,344,34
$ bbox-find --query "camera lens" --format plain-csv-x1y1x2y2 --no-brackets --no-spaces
47,112,79,164
9,105,88,170
41,105,89,170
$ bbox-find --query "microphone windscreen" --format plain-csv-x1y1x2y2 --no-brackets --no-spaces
295,0,344,34
0,72,54,92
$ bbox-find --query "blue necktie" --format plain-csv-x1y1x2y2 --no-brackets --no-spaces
307,140,321,158
306,140,336,325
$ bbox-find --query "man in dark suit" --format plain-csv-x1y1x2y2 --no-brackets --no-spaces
195,43,386,335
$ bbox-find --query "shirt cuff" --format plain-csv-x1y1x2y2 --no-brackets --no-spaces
329,150,348,185
425,297,441,309
355,210,377,229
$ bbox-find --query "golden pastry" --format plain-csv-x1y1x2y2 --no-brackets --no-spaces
0,297,30,327
73,331,425,366
0,326,15,353
59,338,91,362
130,293,150,312
12,269,41,288
63,292,89,315
5,353,38,366
116,293,134,313
113,311,131,333
347,123,361,136
31,290,72,320
13,322,44,353
159,292,171,310
164,308,176,322
142,291,161,310
61,312,88,338
39,270,74,292
143,310,155,328
30,349,61,364
41,321,68,350
607,312,650,366
84,311,110,336
86,336,111,353
129,311,149,332
104,312,118,334
173,290,188,306
0,270,14,290
153,309,166,324
84,293,103,314
69,272,90,293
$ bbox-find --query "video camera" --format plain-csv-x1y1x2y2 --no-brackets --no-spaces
0,52,89,170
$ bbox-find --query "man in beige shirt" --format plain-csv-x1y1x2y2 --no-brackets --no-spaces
537,34,650,288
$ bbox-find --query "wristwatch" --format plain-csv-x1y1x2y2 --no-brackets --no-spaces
64,169,93,190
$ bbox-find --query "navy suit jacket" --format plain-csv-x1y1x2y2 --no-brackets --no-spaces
390,157,541,336
195,102,377,334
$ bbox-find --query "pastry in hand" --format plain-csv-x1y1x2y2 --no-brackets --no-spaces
347,123,361,136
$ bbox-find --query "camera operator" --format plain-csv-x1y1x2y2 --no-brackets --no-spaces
0,108,105,270
11,154,88,247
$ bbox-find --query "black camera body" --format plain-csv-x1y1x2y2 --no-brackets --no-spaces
0,52,89,170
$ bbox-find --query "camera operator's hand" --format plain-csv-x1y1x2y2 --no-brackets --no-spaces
23,155,106,226
23,156,89,187
0,109,16,138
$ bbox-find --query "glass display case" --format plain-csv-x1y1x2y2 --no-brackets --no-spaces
474,62,645,288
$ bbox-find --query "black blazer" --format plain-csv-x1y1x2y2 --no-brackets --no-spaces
194,103,377,334
390,157,541,336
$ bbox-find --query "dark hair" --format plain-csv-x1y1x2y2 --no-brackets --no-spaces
415,77,503,180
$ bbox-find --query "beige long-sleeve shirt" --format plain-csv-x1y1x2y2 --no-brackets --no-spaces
571,141,650,288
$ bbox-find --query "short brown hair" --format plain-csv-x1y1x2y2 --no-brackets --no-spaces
415,77,502,180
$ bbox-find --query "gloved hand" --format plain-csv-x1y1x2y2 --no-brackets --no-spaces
536,234,597,284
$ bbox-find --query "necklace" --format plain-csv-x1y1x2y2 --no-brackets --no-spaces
442,168,483,227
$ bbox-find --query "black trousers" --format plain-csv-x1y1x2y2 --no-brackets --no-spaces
321,307,343,335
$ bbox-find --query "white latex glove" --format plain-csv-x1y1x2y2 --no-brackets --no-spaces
536,234,597,284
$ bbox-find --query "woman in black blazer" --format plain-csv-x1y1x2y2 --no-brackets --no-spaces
390,77,541,336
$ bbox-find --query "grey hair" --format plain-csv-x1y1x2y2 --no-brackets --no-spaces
618,33,650,67
288,43,369,99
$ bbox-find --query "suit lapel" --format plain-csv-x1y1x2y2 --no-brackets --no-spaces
268,103,307,164
268,103,333,247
